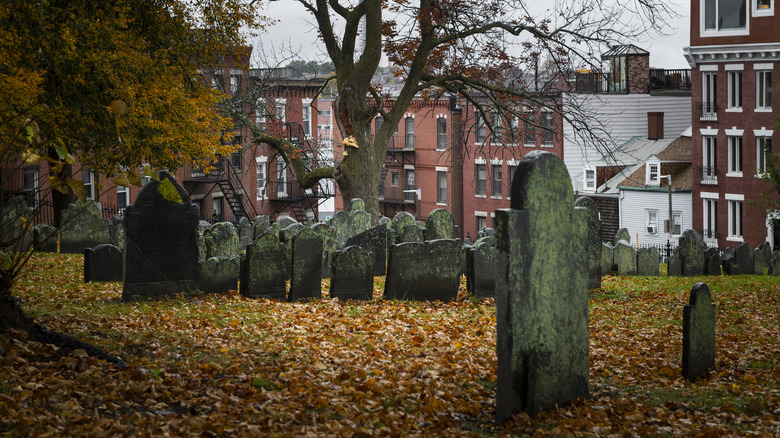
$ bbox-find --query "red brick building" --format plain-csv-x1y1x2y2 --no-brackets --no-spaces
684,0,779,248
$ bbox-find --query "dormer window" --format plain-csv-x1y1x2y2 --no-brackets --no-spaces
647,162,660,186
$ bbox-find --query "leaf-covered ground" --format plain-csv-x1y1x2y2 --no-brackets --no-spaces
1,253,779,437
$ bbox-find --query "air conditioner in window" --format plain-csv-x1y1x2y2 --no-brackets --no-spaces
647,225,657,234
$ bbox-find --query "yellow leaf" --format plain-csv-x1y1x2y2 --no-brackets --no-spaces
112,174,132,188
157,178,182,204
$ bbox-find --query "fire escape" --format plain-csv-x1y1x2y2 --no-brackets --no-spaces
184,153,258,223
378,132,416,218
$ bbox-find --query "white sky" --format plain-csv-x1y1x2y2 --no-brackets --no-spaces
252,1,692,70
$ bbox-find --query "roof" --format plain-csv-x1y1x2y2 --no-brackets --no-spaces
614,136,693,191
595,136,677,167
601,44,650,59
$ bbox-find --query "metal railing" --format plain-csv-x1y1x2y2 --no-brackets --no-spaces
696,165,719,185
649,69,692,91
698,102,718,122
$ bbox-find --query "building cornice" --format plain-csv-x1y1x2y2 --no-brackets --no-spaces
683,42,780,68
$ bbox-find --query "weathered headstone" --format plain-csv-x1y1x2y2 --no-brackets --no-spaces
753,248,766,275
705,249,721,276
240,233,287,300
601,242,615,274
287,228,323,301
345,224,387,276
204,222,239,259
0,197,33,253
614,241,637,276
758,242,772,269
424,209,455,241
391,211,416,245
613,227,630,246
384,239,461,302
253,215,271,238
312,222,337,278
478,227,494,239
108,217,125,249
331,201,371,249
60,199,111,254
33,224,57,253
494,151,589,420
398,223,424,243
346,198,365,214
277,216,299,229
84,244,123,282
667,252,682,276
772,251,780,276
123,172,199,300
636,247,660,276
198,256,239,294
466,241,496,298
330,245,374,301
722,253,740,276
682,282,716,382
677,230,707,276
734,242,753,275
575,196,602,289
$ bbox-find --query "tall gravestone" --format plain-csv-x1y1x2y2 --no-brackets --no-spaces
287,228,323,301
574,196,602,289
677,230,707,276
313,222,337,278
601,242,615,274
331,200,371,249
123,172,199,300
240,233,287,300
384,239,461,302
682,282,716,382
495,151,589,420
204,222,239,259
734,242,753,275
330,245,374,301
466,241,496,298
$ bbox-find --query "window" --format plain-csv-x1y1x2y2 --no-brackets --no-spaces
275,98,286,123
754,0,774,14
302,100,312,137
437,117,447,150
230,71,241,95
211,71,223,89
672,212,683,235
404,169,415,202
508,164,518,197
701,71,717,120
524,111,535,145
22,169,38,206
318,109,332,116
584,168,596,191
437,171,447,204
703,198,718,239
82,170,95,200
727,70,742,110
541,111,554,146
117,185,129,211
728,199,743,239
475,113,486,143
405,117,415,150
757,70,772,110
703,135,718,183
647,163,659,185
703,0,747,31
475,163,486,196
276,161,286,196
757,137,772,174
231,136,242,170
213,196,223,221
255,98,266,125
256,157,267,198
491,164,503,198
476,214,487,235
728,135,742,175
391,171,399,186
492,111,505,140
646,210,659,234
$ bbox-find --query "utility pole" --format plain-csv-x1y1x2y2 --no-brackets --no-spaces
664,175,673,258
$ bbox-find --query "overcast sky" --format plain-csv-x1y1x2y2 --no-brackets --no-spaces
252,1,692,70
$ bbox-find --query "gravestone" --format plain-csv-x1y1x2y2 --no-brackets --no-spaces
753,248,766,275
384,239,461,302
682,282,716,382
704,248,720,276
287,228,323,301
466,241,496,298
123,172,199,300
33,224,57,253
613,227,630,246
60,199,111,254
398,223,424,243
330,245,374,301
347,198,365,213
391,211,416,245
734,242,753,275
575,196,602,289
0,197,33,253
312,222,337,278
204,222,239,259
478,227,494,239
331,201,371,249
240,233,287,300
636,247,660,276
84,244,123,282
601,242,615,274
758,242,772,268
253,215,271,238
424,209,455,240
614,241,637,276
772,251,780,276
677,230,707,276
345,224,387,276
108,217,125,249
722,254,740,276
494,151,589,420
237,217,254,250
667,252,682,276
277,216,299,229
196,221,209,261
198,256,239,294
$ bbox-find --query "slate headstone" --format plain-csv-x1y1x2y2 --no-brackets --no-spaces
494,151,589,420
601,242,615,274
0,197,33,253
398,223,424,243
704,248,721,276
277,216,299,229
345,224,387,276
614,240,637,276
753,248,766,275
384,239,461,302
198,256,239,294
682,282,716,382
772,251,780,276
667,252,682,276
287,228,323,301
240,233,287,300
613,227,630,246
33,224,57,253
734,242,753,275
312,222,337,278
466,241,496,298
84,244,123,282
330,245,374,301
636,247,660,276
678,230,707,276
205,222,239,259
575,196,602,289
60,199,111,254
122,173,199,300
391,211,416,245
424,209,455,241
758,242,772,268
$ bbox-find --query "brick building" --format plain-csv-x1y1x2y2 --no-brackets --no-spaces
684,0,779,248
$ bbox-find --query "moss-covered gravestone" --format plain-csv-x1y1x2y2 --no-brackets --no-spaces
60,199,111,254
601,242,615,274
636,247,660,276
391,211,415,245
682,282,716,382
0,197,33,253
614,227,630,246
614,240,637,276
331,200,371,249
204,222,239,259
345,224,387,276
753,248,766,275
287,228,323,301
678,230,707,276
198,256,239,294
123,172,199,300
466,241,496,298
33,224,57,253
398,223,424,243
424,209,455,240
384,239,461,302
495,151,589,420
734,242,753,275
574,196,602,289
240,233,287,300
330,245,374,301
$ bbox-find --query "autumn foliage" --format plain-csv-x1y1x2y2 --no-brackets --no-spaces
1,254,779,436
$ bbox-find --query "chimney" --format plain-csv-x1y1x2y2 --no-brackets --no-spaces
647,112,664,140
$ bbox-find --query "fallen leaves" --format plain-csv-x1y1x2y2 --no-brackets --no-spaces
1,254,779,436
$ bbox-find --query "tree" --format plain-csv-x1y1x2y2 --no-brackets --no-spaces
227,0,676,221
0,0,264,364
